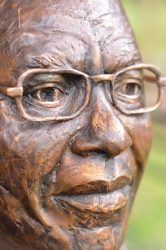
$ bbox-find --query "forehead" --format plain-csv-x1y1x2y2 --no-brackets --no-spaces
0,0,141,86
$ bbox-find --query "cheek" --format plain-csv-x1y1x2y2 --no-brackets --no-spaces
0,101,83,196
117,114,152,217
122,114,152,175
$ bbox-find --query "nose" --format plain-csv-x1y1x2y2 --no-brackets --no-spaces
71,86,132,158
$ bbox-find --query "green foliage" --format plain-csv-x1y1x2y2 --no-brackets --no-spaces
125,121,166,249
121,1,166,249
121,0,166,73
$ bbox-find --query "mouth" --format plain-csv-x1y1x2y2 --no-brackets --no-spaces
54,189,127,213
49,179,131,228
51,189,129,228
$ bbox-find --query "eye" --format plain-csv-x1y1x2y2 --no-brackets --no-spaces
26,83,68,103
115,79,142,98
114,76,143,107
31,86,66,102
124,82,141,96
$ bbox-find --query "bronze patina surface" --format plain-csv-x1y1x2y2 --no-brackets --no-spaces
0,0,165,249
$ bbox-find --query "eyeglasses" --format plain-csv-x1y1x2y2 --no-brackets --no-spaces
0,64,165,122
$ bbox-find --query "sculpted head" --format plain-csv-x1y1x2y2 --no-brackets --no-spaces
0,0,164,249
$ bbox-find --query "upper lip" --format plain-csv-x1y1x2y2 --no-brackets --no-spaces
53,174,132,196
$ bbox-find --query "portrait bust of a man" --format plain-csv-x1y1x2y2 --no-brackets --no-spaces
0,0,165,249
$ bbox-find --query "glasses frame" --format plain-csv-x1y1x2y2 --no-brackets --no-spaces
112,64,166,115
0,64,165,122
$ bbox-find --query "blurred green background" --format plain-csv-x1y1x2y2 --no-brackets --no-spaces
121,0,166,249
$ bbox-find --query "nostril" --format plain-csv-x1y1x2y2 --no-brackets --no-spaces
87,150,107,157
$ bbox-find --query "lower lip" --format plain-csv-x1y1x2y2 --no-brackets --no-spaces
54,191,127,214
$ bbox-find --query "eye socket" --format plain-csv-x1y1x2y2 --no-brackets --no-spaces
113,71,144,108
114,68,143,104
21,72,87,117
19,70,88,120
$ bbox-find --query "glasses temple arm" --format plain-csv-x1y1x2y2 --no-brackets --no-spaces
144,75,166,87
0,86,23,98
159,77,166,87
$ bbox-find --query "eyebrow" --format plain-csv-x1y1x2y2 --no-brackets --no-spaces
28,54,69,69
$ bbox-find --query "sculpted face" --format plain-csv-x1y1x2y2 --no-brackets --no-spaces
0,0,152,249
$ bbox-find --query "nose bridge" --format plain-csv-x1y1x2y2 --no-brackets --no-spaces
91,74,113,84
90,103,120,140
90,90,131,151
71,86,132,157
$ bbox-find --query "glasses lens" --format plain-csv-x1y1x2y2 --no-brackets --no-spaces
113,67,159,114
21,72,86,119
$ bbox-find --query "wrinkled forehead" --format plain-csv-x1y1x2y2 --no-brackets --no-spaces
0,0,141,85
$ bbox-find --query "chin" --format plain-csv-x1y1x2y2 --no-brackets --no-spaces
36,185,133,249
0,184,133,250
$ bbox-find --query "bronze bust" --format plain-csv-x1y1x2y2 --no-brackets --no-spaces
0,0,165,249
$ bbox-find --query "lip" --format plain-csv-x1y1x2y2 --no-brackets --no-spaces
51,186,130,228
43,168,132,227
54,191,127,214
